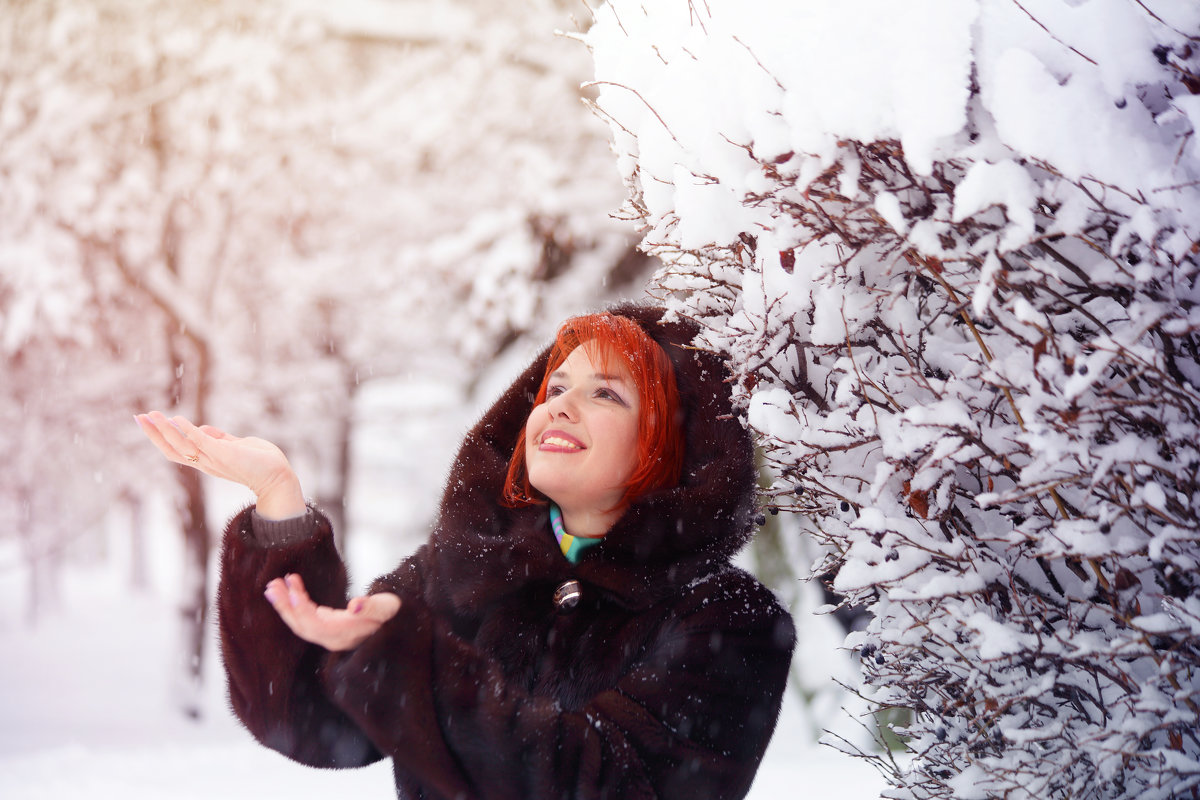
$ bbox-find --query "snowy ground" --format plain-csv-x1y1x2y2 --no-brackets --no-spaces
0,546,888,799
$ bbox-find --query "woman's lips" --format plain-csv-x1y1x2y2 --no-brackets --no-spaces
539,430,585,451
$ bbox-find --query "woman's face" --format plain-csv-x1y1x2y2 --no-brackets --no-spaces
524,344,641,516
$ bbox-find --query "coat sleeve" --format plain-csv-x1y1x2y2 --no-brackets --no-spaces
216,505,385,769
321,568,796,800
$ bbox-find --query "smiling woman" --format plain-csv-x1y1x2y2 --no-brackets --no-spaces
504,312,684,538
135,303,794,800
523,345,644,537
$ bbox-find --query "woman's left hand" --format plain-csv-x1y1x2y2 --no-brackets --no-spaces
264,574,401,652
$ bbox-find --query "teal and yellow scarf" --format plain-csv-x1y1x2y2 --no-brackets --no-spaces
549,503,601,564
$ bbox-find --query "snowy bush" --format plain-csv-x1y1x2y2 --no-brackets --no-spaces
586,1,1200,797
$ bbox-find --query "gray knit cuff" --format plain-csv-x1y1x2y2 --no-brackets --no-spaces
249,507,316,548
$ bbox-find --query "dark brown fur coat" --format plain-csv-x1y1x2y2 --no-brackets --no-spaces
217,304,795,800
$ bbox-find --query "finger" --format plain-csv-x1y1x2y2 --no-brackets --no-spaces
136,413,238,483
284,573,311,608
171,416,209,463
146,411,201,462
350,592,400,618
266,577,364,649
136,412,192,463
263,577,289,612
311,604,385,651
360,592,401,623
175,419,223,472
281,574,326,634
135,413,170,451
172,417,250,484
264,576,308,633
171,421,241,483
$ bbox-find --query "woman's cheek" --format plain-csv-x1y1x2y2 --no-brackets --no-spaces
525,407,547,452
524,407,551,485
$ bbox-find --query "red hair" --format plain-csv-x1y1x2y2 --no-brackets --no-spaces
502,312,684,510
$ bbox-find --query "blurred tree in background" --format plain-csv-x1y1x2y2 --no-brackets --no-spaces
0,0,648,716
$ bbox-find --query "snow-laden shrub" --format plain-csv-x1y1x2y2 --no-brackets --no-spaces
587,1,1200,797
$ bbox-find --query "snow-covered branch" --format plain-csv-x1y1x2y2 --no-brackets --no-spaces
588,1,1200,797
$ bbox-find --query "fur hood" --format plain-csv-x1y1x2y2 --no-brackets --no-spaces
416,303,760,615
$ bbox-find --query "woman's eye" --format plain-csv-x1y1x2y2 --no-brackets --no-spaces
596,388,623,403
546,385,566,398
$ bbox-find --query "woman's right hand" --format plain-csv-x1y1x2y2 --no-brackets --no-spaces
264,574,402,652
134,411,307,520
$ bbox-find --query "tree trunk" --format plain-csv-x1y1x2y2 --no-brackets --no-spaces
125,489,149,592
174,463,209,719
316,370,357,554
169,331,213,719
17,485,39,627
17,484,62,627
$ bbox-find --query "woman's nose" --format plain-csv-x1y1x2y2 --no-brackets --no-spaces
546,389,578,419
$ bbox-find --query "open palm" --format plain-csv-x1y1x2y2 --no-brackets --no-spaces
135,411,305,519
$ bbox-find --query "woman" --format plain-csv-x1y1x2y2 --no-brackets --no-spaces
137,303,794,800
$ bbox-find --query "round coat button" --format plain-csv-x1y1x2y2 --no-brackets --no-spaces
553,579,582,612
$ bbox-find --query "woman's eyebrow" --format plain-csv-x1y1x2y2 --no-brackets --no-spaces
548,370,628,382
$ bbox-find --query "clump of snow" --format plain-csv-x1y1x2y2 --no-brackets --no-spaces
588,0,1200,797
